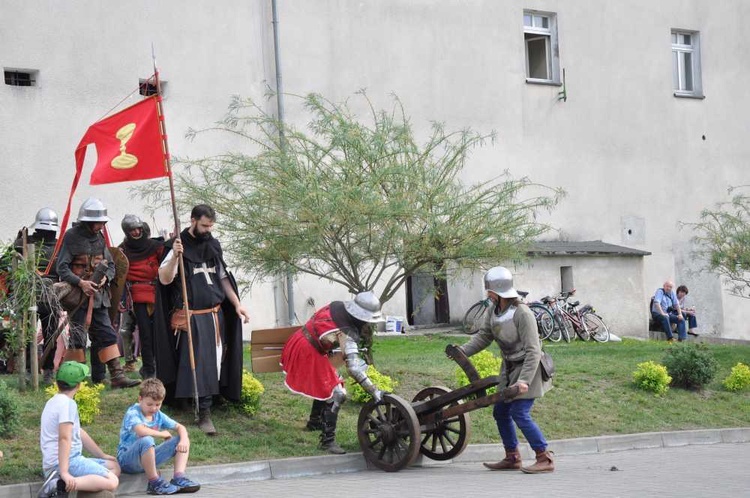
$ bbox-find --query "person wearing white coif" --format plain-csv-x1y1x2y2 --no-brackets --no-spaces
456,267,554,473
281,291,385,454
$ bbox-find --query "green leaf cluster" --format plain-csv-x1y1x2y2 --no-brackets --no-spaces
632,361,671,396
662,343,718,390
723,362,750,392
0,381,20,437
137,92,562,304
239,369,265,416
347,365,398,403
45,381,104,426
685,185,750,298
455,349,502,395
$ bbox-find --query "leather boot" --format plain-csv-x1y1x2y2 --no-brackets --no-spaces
520,449,555,474
483,448,522,471
318,403,346,454
198,409,218,436
105,358,141,389
306,399,325,431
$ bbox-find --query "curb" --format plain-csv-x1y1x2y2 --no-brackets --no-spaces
5,427,748,497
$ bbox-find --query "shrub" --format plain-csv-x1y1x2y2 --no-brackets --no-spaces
723,363,750,392
455,349,502,395
347,365,398,403
45,381,104,425
239,369,265,416
662,343,718,390
0,381,20,437
632,361,672,396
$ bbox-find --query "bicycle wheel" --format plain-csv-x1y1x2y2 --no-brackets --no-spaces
529,304,554,340
554,314,573,343
462,299,490,335
583,313,610,342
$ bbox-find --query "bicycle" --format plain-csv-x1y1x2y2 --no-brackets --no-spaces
540,294,574,342
550,290,610,343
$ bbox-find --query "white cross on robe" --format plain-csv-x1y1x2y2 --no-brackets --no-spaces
194,262,216,285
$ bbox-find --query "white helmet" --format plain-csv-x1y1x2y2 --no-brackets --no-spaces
77,197,110,222
484,266,519,299
31,207,59,232
344,291,385,323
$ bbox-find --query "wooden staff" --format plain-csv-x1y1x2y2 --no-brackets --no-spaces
153,49,200,422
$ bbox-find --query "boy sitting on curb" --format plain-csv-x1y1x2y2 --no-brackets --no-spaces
39,361,120,498
116,378,200,495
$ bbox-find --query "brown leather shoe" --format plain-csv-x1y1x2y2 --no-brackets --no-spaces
521,449,554,474
483,448,521,471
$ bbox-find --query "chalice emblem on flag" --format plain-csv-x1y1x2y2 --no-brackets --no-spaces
111,123,139,169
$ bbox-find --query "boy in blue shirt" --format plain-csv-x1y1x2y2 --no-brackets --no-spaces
39,361,120,498
117,378,200,495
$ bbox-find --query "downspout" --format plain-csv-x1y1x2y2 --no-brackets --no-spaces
271,0,296,325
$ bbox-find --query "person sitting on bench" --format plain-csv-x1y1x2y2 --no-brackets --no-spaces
651,281,687,342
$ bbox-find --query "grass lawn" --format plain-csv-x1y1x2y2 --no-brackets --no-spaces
1,334,749,485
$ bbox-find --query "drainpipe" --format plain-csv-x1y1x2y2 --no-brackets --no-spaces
271,0,296,325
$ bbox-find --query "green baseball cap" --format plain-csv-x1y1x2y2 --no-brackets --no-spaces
56,361,90,387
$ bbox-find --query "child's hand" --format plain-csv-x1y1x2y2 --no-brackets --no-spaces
60,471,77,492
160,430,173,440
177,437,190,454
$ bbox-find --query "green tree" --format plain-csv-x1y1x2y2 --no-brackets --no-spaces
685,186,750,298
139,92,562,304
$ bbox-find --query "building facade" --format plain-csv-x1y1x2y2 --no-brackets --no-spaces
2,1,748,338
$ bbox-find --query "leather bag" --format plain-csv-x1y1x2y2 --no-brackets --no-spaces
540,350,555,382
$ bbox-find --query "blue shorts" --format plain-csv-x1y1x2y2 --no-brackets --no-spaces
44,454,111,479
117,435,180,474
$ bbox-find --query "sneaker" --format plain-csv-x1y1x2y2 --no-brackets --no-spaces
147,477,179,495
37,471,68,498
170,475,201,493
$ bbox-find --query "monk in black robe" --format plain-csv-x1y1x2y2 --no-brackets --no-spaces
155,204,249,435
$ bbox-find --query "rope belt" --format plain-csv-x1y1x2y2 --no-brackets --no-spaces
176,305,221,344
301,325,326,355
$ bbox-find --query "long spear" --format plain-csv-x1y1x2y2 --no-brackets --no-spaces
152,47,200,422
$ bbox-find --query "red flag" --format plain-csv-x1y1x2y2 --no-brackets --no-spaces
76,96,168,185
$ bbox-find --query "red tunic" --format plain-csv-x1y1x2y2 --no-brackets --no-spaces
125,248,163,304
280,305,343,400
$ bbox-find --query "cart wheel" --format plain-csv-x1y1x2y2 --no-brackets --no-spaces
357,394,421,472
412,386,471,461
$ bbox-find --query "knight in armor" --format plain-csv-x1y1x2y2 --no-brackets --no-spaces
154,204,249,435
280,291,385,454
12,208,60,383
454,266,554,474
118,215,165,379
55,198,140,389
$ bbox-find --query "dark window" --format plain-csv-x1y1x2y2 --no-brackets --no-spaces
4,70,35,86
139,79,159,96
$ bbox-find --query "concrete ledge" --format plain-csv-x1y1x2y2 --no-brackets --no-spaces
662,429,723,447
596,432,664,453
269,453,366,479
9,428,749,496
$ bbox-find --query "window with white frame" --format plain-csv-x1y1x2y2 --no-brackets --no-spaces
523,10,560,84
672,30,702,97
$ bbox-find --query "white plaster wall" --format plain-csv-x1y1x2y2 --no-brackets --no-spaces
2,1,749,337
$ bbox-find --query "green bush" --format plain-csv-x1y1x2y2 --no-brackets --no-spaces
239,369,265,416
662,343,718,390
455,349,502,395
722,362,750,392
632,361,672,396
0,381,20,437
347,365,398,403
45,381,104,425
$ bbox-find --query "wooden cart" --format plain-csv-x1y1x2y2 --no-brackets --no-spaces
357,345,519,472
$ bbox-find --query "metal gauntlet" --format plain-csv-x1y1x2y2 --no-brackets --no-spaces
343,337,383,402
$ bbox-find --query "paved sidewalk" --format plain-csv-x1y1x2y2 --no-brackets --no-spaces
4,427,748,497
155,443,750,498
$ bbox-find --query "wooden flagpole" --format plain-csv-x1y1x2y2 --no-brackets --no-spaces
152,47,200,422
